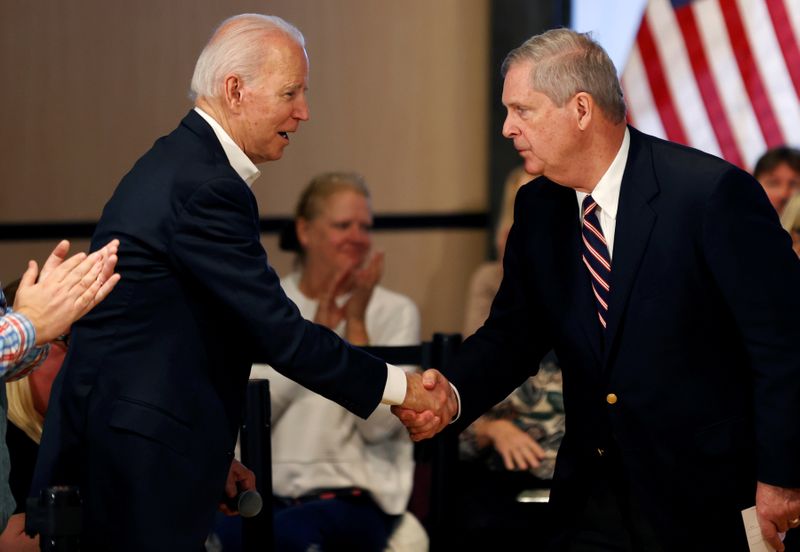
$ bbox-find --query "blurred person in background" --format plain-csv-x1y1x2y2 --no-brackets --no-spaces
252,172,423,552
0,241,118,549
456,166,564,548
461,166,562,480
0,279,68,551
753,146,800,216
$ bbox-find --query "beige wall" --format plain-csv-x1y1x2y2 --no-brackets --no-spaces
0,0,491,338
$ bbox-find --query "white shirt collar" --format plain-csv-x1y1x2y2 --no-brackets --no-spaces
193,107,261,187
576,127,630,222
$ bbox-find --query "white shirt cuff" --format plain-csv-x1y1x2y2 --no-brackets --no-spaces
381,363,407,405
449,382,461,423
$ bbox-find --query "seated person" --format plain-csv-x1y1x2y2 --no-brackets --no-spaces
454,166,564,548
0,280,66,552
251,172,421,552
459,355,563,481
753,146,800,216
461,165,562,478
0,241,118,549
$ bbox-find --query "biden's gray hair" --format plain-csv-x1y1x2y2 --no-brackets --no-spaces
189,14,305,101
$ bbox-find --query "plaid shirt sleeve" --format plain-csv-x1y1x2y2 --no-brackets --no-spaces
0,288,49,381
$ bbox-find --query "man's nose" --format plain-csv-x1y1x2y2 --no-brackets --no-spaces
294,97,310,121
350,226,370,244
502,115,517,138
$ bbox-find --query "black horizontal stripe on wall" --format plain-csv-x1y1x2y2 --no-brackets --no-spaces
0,222,99,241
260,212,488,233
0,212,489,241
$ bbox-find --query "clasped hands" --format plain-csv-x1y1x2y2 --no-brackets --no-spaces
315,252,384,345
391,369,459,441
12,239,121,345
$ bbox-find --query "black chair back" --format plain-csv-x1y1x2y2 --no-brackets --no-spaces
362,332,461,551
240,379,272,552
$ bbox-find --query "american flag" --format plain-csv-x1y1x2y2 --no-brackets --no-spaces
621,0,800,170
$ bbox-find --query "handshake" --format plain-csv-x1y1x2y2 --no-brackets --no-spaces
391,370,459,441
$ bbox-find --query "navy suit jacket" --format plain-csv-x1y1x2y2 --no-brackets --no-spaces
448,128,800,550
33,111,387,550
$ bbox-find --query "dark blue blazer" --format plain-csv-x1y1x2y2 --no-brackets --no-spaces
449,128,800,550
33,111,387,550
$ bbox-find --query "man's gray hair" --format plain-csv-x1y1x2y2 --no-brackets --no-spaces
502,28,626,124
190,14,305,101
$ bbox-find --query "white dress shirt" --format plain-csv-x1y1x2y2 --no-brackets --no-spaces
575,127,631,259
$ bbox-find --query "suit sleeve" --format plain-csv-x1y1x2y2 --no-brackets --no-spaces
169,177,386,420
702,168,800,487
448,189,554,433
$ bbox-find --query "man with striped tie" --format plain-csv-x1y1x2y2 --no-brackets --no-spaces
395,28,800,551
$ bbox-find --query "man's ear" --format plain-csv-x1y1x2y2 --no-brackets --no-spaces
574,92,593,131
223,74,245,112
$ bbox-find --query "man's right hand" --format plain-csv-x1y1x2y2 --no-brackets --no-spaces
219,459,257,516
756,481,800,552
391,369,458,441
13,239,121,344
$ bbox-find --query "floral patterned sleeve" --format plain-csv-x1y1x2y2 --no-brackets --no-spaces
458,359,565,480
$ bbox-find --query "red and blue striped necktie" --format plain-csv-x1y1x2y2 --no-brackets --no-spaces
581,195,611,329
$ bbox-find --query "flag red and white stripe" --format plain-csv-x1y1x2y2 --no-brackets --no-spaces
622,0,800,170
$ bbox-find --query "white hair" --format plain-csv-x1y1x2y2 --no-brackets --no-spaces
189,14,305,101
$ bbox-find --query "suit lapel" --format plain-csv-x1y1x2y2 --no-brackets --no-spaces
603,128,659,364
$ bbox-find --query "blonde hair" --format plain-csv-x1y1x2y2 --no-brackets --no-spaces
6,378,44,444
493,166,536,260
295,172,370,221
780,194,800,233
497,166,533,234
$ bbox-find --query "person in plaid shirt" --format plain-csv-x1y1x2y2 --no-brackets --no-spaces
0,239,118,540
